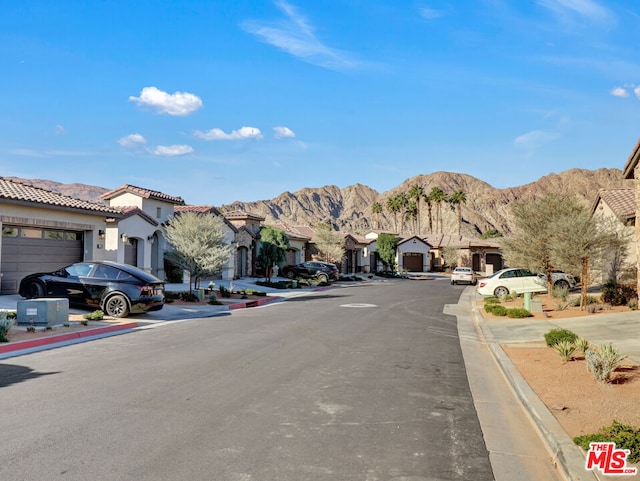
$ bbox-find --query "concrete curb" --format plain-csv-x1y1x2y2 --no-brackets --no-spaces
0,322,139,360
472,301,600,481
227,296,284,310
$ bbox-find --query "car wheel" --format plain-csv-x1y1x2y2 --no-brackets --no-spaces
493,286,509,298
451,279,456,285
103,294,130,318
472,279,477,286
554,279,569,290
286,270,296,279
24,281,45,299
317,273,329,282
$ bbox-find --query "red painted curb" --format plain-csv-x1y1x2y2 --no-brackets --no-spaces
0,322,138,354
228,296,282,310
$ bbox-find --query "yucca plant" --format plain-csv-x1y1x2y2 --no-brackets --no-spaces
553,339,577,362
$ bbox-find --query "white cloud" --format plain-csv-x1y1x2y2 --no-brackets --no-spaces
129,86,203,116
151,144,194,156
194,126,263,141
514,130,560,149
241,1,357,71
419,7,445,20
55,124,66,136
273,126,296,138
537,0,614,24
635,86,640,99
611,87,629,97
118,133,147,147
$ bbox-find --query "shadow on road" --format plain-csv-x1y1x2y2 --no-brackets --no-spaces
0,364,60,388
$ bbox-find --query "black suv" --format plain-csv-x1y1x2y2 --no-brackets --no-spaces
281,261,339,282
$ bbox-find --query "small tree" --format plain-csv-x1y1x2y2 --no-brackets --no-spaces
314,223,345,266
164,212,232,294
376,233,398,271
441,245,459,270
257,226,289,282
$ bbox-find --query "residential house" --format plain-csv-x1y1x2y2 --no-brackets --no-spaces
0,178,122,294
99,184,185,279
590,189,636,284
622,138,640,292
223,210,266,277
424,234,503,274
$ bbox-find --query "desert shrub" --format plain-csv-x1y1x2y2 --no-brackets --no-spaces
628,299,639,310
179,292,199,302
244,289,266,296
574,337,589,355
555,302,568,311
587,303,599,314
83,310,104,321
552,340,576,362
574,421,640,464
256,280,290,289
544,328,578,347
484,304,507,316
552,285,569,301
585,343,627,383
601,281,637,307
207,294,222,305
585,295,598,305
484,297,501,304
0,311,14,342
568,296,581,307
501,293,518,302
506,307,532,318
219,286,231,298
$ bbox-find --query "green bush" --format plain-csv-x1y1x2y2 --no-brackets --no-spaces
574,421,640,464
83,310,104,321
244,289,266,296
484,297,501,304
552,340,576,362
207,294,222,305
219,286,231,298
0,310,13,342
544,328,578,347
586,343,627,383
506,307,532,318
484,304,507,316
179,292,200,302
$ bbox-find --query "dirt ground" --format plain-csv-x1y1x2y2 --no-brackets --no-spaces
479,293,640,439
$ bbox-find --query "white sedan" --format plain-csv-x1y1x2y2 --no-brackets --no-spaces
476,268,546,298
451,267,477,285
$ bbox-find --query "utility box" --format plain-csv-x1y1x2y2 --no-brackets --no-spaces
529,299,543,312
17,299,69,327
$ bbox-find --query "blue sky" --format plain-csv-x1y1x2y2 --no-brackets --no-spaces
2,0,640,206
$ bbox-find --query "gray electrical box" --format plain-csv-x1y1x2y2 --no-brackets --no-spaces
17,298,70,327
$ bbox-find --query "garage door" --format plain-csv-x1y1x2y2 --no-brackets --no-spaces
1,226,84,294
402,253,424,272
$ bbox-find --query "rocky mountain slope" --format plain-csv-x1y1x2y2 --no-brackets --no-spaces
5,168,630,237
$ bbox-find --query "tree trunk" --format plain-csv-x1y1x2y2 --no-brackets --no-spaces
580,256,589,311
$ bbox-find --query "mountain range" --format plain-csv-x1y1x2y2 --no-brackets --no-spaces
6,168,630,238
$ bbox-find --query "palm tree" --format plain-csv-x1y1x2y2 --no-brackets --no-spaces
386,197,401,233
449,189,467,236
408,184,425,236
429,187,448,234
424,191,434,234
371,201,383,229
405,201,418,234
396,193,409,235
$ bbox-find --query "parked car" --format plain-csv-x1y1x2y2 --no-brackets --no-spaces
476,267,546,297
281,261,339,282
451,267,477,285
19,261,165,318
545,270,577,290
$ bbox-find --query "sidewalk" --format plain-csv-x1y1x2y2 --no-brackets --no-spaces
468,289,640,481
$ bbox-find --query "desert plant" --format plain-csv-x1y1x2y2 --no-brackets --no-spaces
27,326,36,332
574,337,590,354
587,303,598,314
484,297,501,304
574,421,640,464
83,310,104,321
568,296,581,307
0,311,13,342
552,285,569,301
544,328,578,347
506,307,532,318
179,292,200,302
219,285,231,298
629,300,639,310
555,302,568,311
585,343,627,383
484,304,507,316
553,339,577,362
207,294,222,305
601,281,637,307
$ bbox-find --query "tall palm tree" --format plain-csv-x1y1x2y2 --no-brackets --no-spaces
424,191,434,234
429,187,448,234
408,184,425,236
449,189,467,235
371,201,383,229
405,201,418,234
386,197,401,233
396,193,409,235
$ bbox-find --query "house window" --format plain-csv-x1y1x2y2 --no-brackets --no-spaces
65,231,83,241
43,230,64,240
156,207,162,219
21,228,42,239
2,227,18,237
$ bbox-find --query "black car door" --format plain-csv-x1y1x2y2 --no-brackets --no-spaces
49,263,93,304
81,264,119,308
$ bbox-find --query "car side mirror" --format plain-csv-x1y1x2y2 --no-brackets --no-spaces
55,269,69,278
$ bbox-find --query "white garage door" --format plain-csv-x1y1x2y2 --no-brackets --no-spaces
1,226,84,294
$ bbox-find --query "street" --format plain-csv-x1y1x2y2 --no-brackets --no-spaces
1,279,494,480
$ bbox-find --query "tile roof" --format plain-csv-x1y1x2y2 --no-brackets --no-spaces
623,138,640,179
0,177,121,215
223,210,266,221
424,234,501,249
118,206,159,226
100,184,185,205
174,205,238,232
593,189,635,220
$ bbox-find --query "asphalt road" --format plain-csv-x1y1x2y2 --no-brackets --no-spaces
0,279,494,481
